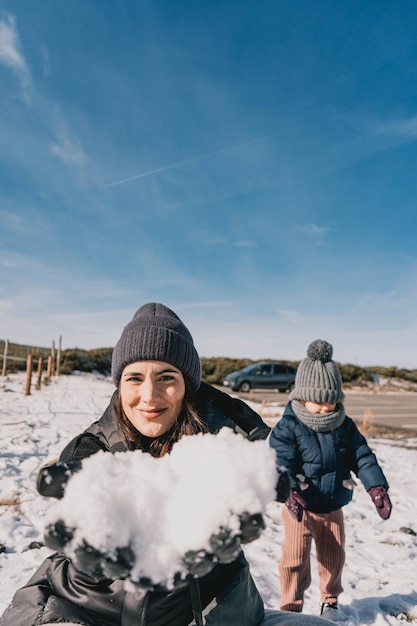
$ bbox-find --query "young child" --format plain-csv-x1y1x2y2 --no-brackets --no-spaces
269,339,392,618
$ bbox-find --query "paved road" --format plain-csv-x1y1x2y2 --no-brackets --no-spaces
219,387,417,431
341,392,417,431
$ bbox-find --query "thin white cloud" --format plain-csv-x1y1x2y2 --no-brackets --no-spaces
0,258,18,269
233,240,257,248
0,299,13,314
277,309,304,325
0,14,26,72
49,109,85,167
203,236,229,245
291,223,330,236
0,13,31,101
41,44,51,79
201,235,257,248
50,136,85,167
0,209,25,231
376,115,417,138
105,137,268,188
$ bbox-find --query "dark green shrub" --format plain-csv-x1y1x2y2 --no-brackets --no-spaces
60,348,112,376
339,363,373,384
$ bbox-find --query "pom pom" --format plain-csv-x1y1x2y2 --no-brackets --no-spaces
306,339,333,363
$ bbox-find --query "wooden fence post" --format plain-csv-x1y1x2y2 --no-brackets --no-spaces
35,357,43,390
51,341,56,377
57,335,62,376
46,354,53,380
24,354,33,396
2,339,8,376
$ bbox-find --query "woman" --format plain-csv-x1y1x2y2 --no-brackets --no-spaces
1,303,329,626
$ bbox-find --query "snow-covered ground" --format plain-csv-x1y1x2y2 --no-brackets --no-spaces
1,372,416,624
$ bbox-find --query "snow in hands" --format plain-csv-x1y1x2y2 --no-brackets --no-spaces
44,428,278,587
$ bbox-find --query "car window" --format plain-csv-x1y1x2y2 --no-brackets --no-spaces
273,364,287,375
251,364,271,376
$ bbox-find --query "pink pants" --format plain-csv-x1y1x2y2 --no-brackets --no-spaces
279,506,345,612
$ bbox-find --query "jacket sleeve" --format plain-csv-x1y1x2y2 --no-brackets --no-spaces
0,553,127,626
269,417,301,491
346,420,389,491
36,433,108,499
196,382,271,440
59,431,108,462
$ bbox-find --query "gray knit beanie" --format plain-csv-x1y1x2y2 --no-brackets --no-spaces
111,303,201,390
289,339,345,404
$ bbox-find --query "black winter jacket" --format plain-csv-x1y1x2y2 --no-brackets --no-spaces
0,384,269,626
269,402,389,513
58,382,271,462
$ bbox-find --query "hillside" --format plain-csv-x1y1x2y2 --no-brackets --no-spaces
1,340,417,390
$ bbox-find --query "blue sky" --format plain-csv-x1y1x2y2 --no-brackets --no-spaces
1,1,417,368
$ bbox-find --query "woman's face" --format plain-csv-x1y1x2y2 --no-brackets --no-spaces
120,360,186,438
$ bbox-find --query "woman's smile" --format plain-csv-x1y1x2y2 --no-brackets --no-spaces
137,407,167,419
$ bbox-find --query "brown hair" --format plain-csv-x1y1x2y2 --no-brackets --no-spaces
117,376,207,457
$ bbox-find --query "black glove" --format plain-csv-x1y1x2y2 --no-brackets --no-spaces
239,512,265,544
183,549,216,577
209,527,241,563
44,518,135,580
44,519,75,551
275,467,291,503
100,546,136,580
72,542,108,578
182,526,243,578
73,542,136,580
37,461,82,499
246,425,272,441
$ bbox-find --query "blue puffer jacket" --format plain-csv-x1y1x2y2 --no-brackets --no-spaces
269,402,389,514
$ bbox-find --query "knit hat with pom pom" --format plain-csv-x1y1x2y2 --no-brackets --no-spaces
289,339,345,404
111,303,201,391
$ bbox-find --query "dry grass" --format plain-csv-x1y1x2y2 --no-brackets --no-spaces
0,497,21,506
356,420,417,442
359,407,375,436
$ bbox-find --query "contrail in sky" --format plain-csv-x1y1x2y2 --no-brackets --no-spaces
105,137,268,188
